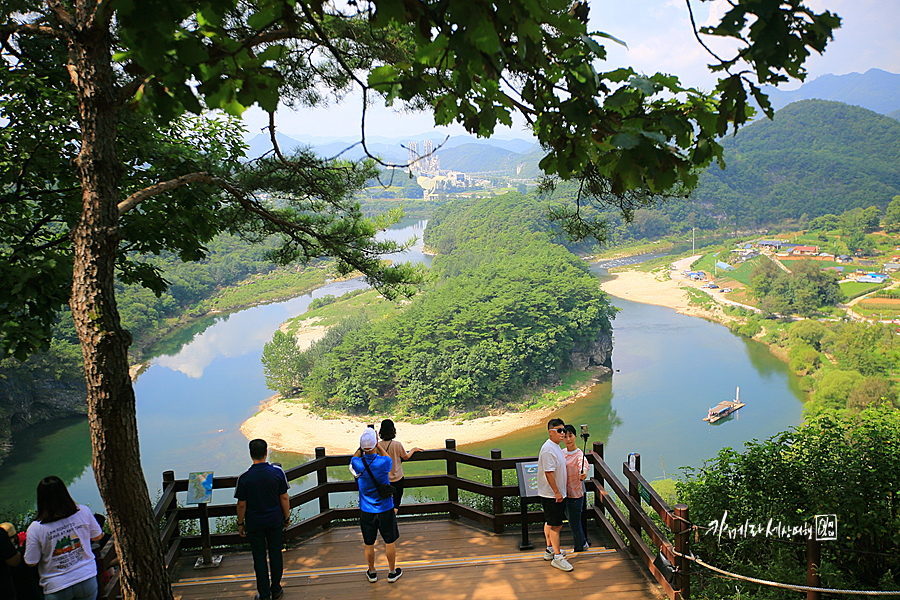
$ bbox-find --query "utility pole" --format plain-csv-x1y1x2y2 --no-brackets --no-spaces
692,227,695,254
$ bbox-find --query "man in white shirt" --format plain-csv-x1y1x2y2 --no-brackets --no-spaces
537,418,573,571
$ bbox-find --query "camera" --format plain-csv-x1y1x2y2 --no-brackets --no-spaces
580,424,589,441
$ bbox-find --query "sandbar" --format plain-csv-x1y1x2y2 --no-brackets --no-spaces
241,255,733,454
241,387,600,455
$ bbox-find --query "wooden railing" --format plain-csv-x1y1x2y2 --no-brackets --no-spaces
96,439,693,600
585,442,691,600
97,439,540,600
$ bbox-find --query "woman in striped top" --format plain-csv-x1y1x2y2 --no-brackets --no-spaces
562,425,589,552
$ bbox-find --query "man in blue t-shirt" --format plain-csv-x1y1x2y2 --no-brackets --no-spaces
350,428,402,583
235,439,290,600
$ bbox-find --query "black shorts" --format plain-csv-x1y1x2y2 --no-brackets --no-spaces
360,509,400,545
391,477,405,509
540,496,567,527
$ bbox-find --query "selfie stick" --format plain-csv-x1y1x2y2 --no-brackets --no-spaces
580,424,590,474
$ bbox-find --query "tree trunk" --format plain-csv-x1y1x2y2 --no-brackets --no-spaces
67,8,174,600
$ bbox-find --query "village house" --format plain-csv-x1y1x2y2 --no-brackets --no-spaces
790,245,819,256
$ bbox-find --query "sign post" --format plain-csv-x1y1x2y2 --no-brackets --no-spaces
188,471,223,569
515,461,541,550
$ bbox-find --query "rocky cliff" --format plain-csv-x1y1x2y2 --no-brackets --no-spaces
0,372,88,465
569,328,613,374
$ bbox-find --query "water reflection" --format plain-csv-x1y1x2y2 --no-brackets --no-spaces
0,229,804,515
0,417,93,516
153,309,286,378
0,221,430,514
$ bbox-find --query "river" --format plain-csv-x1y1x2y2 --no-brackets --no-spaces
0,234,804,517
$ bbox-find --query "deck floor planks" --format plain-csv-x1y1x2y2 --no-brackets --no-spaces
172,520,664,600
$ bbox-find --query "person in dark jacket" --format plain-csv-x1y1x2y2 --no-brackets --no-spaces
235,439,290,600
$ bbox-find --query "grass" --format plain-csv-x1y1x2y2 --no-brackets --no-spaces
722,255,765,286
199,266,329,314
283,288,408,333
853,299,900,320
840,281,887,301
515,369,599,411
684,287,716,309
594,238,678,260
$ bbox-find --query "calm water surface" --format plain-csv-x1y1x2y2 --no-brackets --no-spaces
0,241,804,516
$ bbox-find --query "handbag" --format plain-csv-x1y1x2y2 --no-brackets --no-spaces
360,451,396,499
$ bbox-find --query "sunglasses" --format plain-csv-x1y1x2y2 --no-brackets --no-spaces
552,427,565,434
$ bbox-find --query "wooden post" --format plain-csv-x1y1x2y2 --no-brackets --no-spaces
806,537,821,600
315,447,330,529
162,470,176,534
627,453,641,555
446,439,458,518
491,449,504,533
198,502,213,565
591,442,605,521
674,503,691,600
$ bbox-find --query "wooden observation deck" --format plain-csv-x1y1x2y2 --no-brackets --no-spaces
170,520,663,599
93,441,693,599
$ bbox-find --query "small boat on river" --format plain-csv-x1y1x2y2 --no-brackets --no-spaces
704,387,745,423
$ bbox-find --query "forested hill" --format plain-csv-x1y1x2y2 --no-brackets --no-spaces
436,143,543,176
693,100,900,224
423,192,593,256
266,191,616,418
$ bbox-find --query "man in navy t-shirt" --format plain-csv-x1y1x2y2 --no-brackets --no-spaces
235,439,290,600
350,428,401,583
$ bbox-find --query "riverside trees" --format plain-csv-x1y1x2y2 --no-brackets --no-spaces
0,0,840,597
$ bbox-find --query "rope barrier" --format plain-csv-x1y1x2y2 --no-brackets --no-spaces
671,549,900,596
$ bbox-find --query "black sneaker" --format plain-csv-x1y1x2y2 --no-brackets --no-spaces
272,588,284,599
387,568,402,582
366,570,377,583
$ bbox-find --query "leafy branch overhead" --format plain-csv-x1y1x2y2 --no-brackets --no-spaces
0,0,841,598
19,0,837,249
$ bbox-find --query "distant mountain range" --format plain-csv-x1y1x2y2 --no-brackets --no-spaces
243,69,900,194
693,100,900,223
244,130,540,176
760,68,900,115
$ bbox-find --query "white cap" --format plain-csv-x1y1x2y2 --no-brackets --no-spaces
360,428,378,450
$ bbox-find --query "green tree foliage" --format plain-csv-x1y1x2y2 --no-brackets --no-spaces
749,258,842,317
883,195,900,233
0,0,843,596
424,192,574,255
261,331,310,396
809,369,863,413
302,236,615,416
847,377,898,412
786,319,827,350
822,322,895,377
679,406,900,594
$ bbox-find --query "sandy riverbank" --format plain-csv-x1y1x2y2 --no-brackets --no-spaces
241,374,603,454
241,254,734,454
599,255,725,319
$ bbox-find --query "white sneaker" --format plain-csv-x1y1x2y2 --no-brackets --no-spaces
583,542,590,551
551,556,574,572
543,547,565,560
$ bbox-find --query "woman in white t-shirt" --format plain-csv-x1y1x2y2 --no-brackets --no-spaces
24,476,104,600
377,419,423,515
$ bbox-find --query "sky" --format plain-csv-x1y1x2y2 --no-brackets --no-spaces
242,0,900,142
